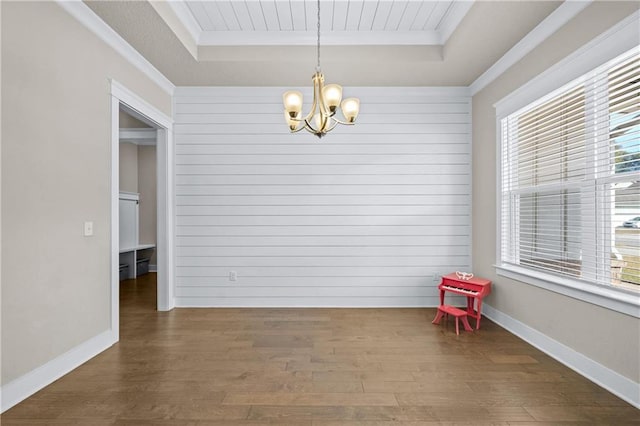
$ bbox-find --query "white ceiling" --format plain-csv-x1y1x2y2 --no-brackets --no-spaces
170,0,474,45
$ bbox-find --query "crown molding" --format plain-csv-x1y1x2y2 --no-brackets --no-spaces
439,1,474,45
469,0,593,96
166,0,203,45
197,30,443,46
149,1,199,60
494,10,640,117
173,85,471,98
55,0,175,95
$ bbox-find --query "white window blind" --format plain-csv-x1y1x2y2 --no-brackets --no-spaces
500,48,640,291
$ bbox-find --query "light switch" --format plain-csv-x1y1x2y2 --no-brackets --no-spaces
84,221,94,237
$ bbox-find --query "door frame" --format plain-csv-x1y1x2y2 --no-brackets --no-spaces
110,80,174,340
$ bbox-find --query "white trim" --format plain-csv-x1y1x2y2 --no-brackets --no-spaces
166,1,202,45
0,330,115,413
175,299,442,308
495,116,503,273
55,1,174,95
198,30,443,46
119,128,157,146
482,304,640,409
111,80,175,317
149,1,199,60
110,95,120,341
149,264,158,273
469,1,593,96
173,85,471,97
438,1,474,45
496,265,640,318
156,127,176,311
493,10,640,318
494,10,640,117
111,81,173,130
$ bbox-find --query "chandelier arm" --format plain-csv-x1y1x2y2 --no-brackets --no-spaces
304,127,319,136
303,118,319,134
305,73,321,123
324,120,339,133
305,125,324,137
317,86,329,119
289,124,307,133
289,116,307,123
303,108,316,123
329,116,356,126
314,73,333,134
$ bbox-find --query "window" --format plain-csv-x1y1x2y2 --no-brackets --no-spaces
500,48,639,294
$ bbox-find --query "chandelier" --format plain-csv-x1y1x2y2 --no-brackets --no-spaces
282,0,360,138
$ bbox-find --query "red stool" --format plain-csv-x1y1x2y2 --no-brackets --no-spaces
432,305,473,335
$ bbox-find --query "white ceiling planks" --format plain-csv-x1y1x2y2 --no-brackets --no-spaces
371,1,393,31
244,1,268,30
384,1,409,30
290,1,307,30
358,1,379,31
411,1,436,30
345,1,364,31
177,1,474,46
260,1,281,30
427,1,454,29
231,2,255,30
333,1,349,31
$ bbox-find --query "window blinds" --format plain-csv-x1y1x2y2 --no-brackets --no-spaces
501,48,640,289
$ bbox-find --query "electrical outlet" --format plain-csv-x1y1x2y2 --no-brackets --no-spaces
84,221,94,237
229,271,237,282
433,273,441,282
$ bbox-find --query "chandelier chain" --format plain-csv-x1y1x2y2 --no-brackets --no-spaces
316,0,321,72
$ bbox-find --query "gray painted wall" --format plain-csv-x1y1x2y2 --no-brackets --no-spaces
1,1,171,385
472,1,640,383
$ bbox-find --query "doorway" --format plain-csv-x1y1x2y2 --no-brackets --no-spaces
110,80,174,341
118,106,157,279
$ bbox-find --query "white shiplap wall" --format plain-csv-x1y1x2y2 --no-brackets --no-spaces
173,87,471,307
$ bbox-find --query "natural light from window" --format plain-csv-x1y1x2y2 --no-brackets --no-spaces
500,48,639,293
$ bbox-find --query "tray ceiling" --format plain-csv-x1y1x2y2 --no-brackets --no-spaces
84,0,564,86
170,0,474,45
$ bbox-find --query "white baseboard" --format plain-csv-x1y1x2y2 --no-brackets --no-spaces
174,296,450,308
482,304,640,409
149,264,157,272
0,330,116,413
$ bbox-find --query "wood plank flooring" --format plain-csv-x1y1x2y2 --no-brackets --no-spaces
2,273,638,425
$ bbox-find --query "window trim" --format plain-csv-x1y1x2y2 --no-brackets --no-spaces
495,11,640,317
495,264,639,318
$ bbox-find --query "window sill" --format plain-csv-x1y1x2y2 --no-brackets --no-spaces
495,264,640,318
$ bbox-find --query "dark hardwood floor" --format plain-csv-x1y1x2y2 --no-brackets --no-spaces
2,273,638,425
